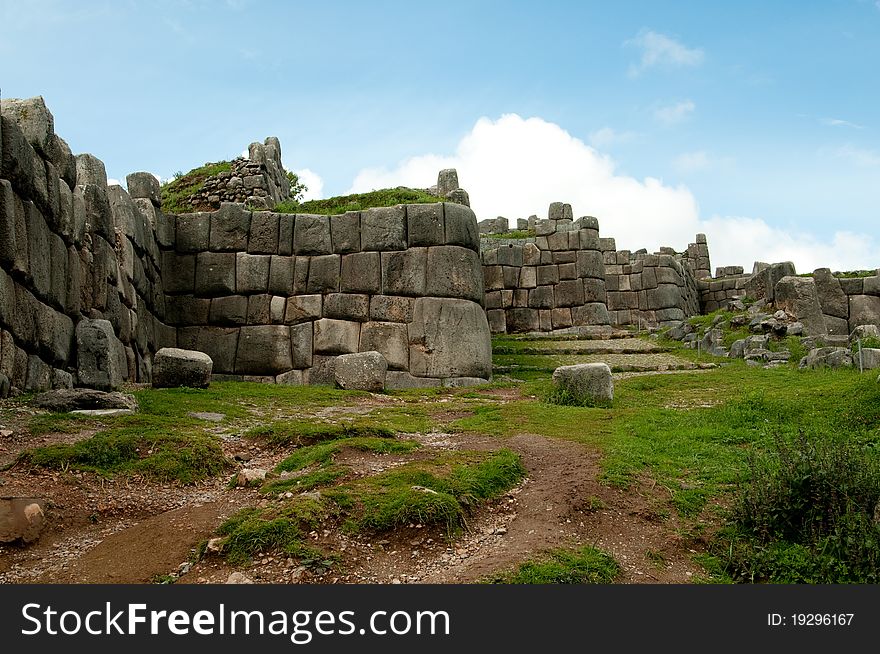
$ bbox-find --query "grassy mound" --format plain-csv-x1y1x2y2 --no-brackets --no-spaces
486,546,620,584
160,161,232,214
275,187,444,215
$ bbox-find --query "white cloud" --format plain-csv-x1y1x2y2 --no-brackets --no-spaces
107,178,121,187
589,127,638,148
821,117,864,129
673,151,711,173
654,100,695,126
832,144,880,167
293,168,324,201
625,29,704,76
346,113,878,272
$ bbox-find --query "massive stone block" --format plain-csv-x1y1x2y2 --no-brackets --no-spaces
443,203,479,251
210,295,248,325
210,203,251,251
195,252,236,296
267,255,294,295
406,204,444,247
323,293,370,321
555,279,585,308
849,295,880,332
572,303,610,326
647,284,681,310
236,253,270,294
425,246,483,303
341,252,381,294
294,213,332,255
235,325,292,375
361,206,406,251
576,250,605,280
552,362,613,406
75,318,123,391
0,179,16,269
307,254,341,294
360,321,409,370
370,295,414,323
290,322,313,369
313,318,360,354
330,211,361,253
176,213,210,252
334,351,387,392
152,347,212,389
177,326,239,374
408,298,491,379
284,295,322,324
774,276,826,336
813,268,848,319
382,248,427,296
126,172,161,207
248,211,280,254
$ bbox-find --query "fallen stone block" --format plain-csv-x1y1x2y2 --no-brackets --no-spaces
551,362,613,406
333,351,387,392
152,347,213,389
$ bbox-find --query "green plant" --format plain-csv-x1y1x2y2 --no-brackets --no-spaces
160,161,232,213
286,171,307,203
486,546,620,584
275,187,445,215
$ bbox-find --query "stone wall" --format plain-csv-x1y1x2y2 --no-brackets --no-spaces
480,211,610,334
602,242,702,328
0,96,173,394
162,202,491,387
0,96,490,393
186,138,291,211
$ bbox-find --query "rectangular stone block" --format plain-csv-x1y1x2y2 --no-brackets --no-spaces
577,250,604,279
341,251,381,294
484,265,504,291
210,203,251,251
529,285,554,309
246,294,271,324
511,289,526,308
534,236,549,251
235,253,270,294
330,211,361,253
381,248,427,296
407,297,490,378
177,326,239,374
284,294,322,324
0,179,16,269
558,263,577,280
555,279,585,307
290,321,313,369
176,212,210,252
540,251,553,265
406,204,444,247
839,277,863,295
551,307,572,329
235,325,292,375
307,254,341,294
579,229,600,250
370,295,414,323
293,256,310,294
537,265,559,286
552,250,576,265
496,245,523,267
425,246,483,303
485,291,502,309
195,252,236,296
505,307,539,332
210,295,248,325
502,266,519,289
519,266,537,289
278,214,294,256
486,309,506,333
523,243,541,266
268,255,294,295
294,213,332,255
547,230,569,251
324,293,370,321
360,321,409,370
583,278,606,303
619,275,631,292
362,206,406,251
385,371,442,389
165,296,210,325
313,318,360,354
248,211,279,254
443,203,479,251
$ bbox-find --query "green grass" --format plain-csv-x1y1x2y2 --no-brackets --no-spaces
486,546,620,584
217,506,324,565
247,420,397,448
160,161,232,214
262,465,348,495
275,436,420,473
18,416,228,483
275,188,445,215
325,449,525,535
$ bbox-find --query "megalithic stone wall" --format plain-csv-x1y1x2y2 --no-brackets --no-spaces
162,202,491,387
0,96,175,393
0,96,491,393
480,213,610,333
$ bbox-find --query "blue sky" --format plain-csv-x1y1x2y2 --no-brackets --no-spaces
2,0,878,270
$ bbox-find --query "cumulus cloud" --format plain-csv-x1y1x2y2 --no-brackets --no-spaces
625,29,704,76
654,100,695,126
293,168,324,201
347,113,878,271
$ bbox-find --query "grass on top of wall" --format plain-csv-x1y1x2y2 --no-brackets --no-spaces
160,161,232,214
275,188,445,215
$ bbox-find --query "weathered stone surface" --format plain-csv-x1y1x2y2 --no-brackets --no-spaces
370,295,414,323
334,351,387,392
152,347,212,388
177,326,239,374
195,252,236,296
506,307,540,332
126,172,160,206
236,469,267,487
813,268,849,320
425,246,483,303
555,279,585,307
294,214,332,255
284,294,322,324
329,211,361,253
408,298,491,378
175,213,210,252
849,295,880,332
313,318,360,355
824,315,849,336
210,203,251,251
361,206,406,251
360,321,409,370
24,355,52,392
165,296,210,325
33,388,137,412
0,180,16,269
406,204,444,246
210,296,248,325
235,325,292,375
381,248,427,296
1,96,54,155
324,293,370,321
799,347,853,370
305,355,337,385
248,211,280,254
744,261,796,302
75,319,122,391
1,115,45,211
437,169,459,197
290,322,313,369
341,252,381,294
774,276,826,336
572,303,610,326
442,377,490,387
856,348,880,370
235,253,270,294
552,362,613,405
443,203,479,251
307,254,341,294
267,255,294,295
851,324,880,342
0,497,46,544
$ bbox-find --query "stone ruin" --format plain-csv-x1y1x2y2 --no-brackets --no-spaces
0,95,878,396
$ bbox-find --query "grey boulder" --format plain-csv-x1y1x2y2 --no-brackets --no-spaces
152,347,213,388
551,362,613,406
32,388,138,412
333,351,388,392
